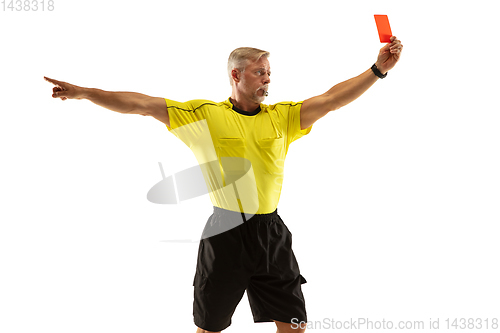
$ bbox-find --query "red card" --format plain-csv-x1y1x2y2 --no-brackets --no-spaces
374,15,392,43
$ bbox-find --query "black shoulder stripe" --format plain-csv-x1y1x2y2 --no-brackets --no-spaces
167,102,219,113
274,102,303,107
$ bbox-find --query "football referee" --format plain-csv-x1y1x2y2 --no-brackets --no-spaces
45,36,403,333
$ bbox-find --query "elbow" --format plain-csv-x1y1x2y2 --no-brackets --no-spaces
129,97,150,115
323,93,341,112
326,101,341,113
330,104,341,112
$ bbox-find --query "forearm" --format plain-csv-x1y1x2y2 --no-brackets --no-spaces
326,66,382,110
82,88,149,114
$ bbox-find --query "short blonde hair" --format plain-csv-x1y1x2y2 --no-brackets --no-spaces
227,47,270,86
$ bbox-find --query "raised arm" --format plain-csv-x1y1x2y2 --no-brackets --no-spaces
44,77,170,126
300,36,403,130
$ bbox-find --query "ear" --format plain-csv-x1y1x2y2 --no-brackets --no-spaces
231,68,241,83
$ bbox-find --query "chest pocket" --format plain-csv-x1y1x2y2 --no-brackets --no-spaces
216,138,246,156
257,136,284,174
216,138,248,175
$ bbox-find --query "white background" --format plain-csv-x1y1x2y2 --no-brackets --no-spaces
1,0,499,332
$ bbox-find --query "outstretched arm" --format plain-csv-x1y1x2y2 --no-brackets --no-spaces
300,36,403,130
44,77,170,126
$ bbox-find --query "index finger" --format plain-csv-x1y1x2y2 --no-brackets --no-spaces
44,76,65,87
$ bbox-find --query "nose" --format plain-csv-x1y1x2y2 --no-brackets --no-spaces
263,73,270,85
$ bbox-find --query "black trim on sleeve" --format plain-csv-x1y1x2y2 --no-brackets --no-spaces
274,102,303,107
166,102,218,113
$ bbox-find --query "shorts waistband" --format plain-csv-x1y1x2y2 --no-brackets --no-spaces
212,206,278,223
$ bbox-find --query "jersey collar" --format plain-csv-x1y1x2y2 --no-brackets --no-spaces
227,98,261,116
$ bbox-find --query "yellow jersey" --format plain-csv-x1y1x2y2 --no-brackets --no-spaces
164,98,312,214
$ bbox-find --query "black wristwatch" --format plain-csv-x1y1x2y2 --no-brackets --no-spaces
371,63,387,79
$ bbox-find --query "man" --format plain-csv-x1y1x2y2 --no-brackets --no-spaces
45,36,403,333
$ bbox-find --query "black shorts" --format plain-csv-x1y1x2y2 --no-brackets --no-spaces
193,206,307,332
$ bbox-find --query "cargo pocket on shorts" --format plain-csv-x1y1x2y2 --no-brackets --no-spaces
193,273,208,290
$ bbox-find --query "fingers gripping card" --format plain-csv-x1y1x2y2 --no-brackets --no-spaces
374,15,392,43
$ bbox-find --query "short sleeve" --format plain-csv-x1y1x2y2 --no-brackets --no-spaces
287,101,312,144
164,98,207,131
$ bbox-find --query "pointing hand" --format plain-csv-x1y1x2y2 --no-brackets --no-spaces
44,76,85,101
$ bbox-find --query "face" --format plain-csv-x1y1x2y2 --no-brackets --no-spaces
235,56,271,104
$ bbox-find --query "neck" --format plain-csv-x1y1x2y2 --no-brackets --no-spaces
230,90,260,112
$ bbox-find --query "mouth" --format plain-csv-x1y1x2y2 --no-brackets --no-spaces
258,86,269,96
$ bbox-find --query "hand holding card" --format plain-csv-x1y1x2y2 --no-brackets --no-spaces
374,15,392,43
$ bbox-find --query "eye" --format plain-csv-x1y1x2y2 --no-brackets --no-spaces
256,70,271,76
